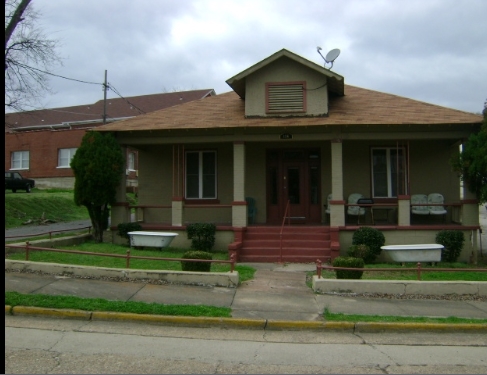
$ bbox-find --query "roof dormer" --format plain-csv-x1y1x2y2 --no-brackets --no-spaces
226,49,344,118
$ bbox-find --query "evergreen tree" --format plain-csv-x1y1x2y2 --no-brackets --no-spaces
70,131,124,242
452,101,487,205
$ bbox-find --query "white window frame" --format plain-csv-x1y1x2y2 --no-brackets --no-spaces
57,148,78,168
11,151,29,170
127,152,136,171
185,150,217,199
371,147,407,198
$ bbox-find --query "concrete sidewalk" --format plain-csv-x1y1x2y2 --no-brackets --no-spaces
5,262,487,329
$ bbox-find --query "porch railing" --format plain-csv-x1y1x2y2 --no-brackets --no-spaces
129,204,232,223
279,200,291,263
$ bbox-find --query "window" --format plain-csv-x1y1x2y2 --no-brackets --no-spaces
185,151,216,199
58,148,77,168
127,152,135,170
266,82,306,114
371,147,407,198
11,151,29,169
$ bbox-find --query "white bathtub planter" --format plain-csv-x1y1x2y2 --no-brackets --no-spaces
381,244,444,265
128,231,178,250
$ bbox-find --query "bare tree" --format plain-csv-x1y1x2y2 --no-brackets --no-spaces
5,0,61,111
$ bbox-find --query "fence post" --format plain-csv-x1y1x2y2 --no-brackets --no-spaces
230,252,236,273
417,262,422,281
126,249,130,269
26,241,30,261
49,231,52,240
316,259,322,279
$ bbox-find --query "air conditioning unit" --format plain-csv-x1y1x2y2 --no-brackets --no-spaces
125,169,129,176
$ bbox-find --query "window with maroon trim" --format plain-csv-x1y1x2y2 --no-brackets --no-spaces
266,82,306,114
371,147,408,198
185,151,217,199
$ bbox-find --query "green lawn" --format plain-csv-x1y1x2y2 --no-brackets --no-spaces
5,291,231,317
5,188,89,228
6,240,256,282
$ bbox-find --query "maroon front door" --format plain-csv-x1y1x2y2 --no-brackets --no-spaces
266,149,321,224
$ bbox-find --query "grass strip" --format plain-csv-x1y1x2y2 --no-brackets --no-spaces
5,291,232,318
324,308,487,324
6,241,256,283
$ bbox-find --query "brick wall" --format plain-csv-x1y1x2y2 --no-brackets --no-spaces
5,129,86,179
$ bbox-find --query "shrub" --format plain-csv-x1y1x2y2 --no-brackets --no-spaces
332,257,364,279
346,244,370,260
435,230,465,262
186,223,216,251
181,251,213,272
352,227,385,263
117,222,142,244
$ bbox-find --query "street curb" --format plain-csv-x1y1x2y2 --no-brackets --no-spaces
354,321,487,333
6,305,487,332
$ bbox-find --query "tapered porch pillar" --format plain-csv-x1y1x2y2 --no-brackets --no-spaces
172,145,185,226
232,142,247,227
397,195,410,226
330,139,345,226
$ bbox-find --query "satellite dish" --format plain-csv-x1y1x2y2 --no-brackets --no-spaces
316,47,340,70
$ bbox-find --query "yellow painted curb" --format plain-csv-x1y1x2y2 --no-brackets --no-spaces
266,320,355,331
11,306,91,320
91,311,266,329
354,322,487,333
5,305,12,315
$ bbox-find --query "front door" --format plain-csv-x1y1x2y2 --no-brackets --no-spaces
266,149,321,224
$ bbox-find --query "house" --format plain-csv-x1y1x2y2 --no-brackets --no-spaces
97,49,483,263
5,89,216,189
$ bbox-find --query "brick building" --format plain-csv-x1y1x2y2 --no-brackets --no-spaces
5,89,215,189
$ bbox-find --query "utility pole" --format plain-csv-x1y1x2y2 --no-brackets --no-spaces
103,70,108,124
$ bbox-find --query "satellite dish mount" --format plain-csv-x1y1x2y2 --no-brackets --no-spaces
317,47,340,70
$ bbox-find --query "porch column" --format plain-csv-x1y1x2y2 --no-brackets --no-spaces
232,142,247,227
397,195,410,226
172,198,184,226
172,145,185,226
330,139,345,226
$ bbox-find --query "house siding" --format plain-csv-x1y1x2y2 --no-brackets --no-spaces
245,58,329,117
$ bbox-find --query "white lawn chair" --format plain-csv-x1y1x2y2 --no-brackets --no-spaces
428,193,447,221
411,194,429,216
347,193,365,224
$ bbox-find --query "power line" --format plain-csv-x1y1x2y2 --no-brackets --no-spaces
15,62,103,86
107,83,146,114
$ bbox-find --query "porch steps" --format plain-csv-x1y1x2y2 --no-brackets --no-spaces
239,226,332,263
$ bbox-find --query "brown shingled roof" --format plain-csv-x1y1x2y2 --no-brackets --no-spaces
96,85,482,132
5,89,215,130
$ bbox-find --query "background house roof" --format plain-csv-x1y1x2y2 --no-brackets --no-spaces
4,89,215,132
96,85,482,132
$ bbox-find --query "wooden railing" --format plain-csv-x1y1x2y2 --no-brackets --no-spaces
279,200,291,263
5,242,237,272
315,259,486,281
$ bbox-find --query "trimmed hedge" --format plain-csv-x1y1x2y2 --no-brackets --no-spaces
436,230,465,262
351,227,385,263
186,223,216,252
117,222,142,244
332,256,364,279
181,250,213,272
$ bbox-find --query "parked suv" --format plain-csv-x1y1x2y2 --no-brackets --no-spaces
5,171,35,193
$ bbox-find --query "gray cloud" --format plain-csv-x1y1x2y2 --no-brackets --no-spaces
25,0,487,113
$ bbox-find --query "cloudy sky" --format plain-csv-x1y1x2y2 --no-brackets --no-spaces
25,0,487,113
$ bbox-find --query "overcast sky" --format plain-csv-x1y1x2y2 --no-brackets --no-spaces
25,0,487,114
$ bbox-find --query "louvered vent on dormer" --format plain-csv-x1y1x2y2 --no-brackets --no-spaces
266,82,306,114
